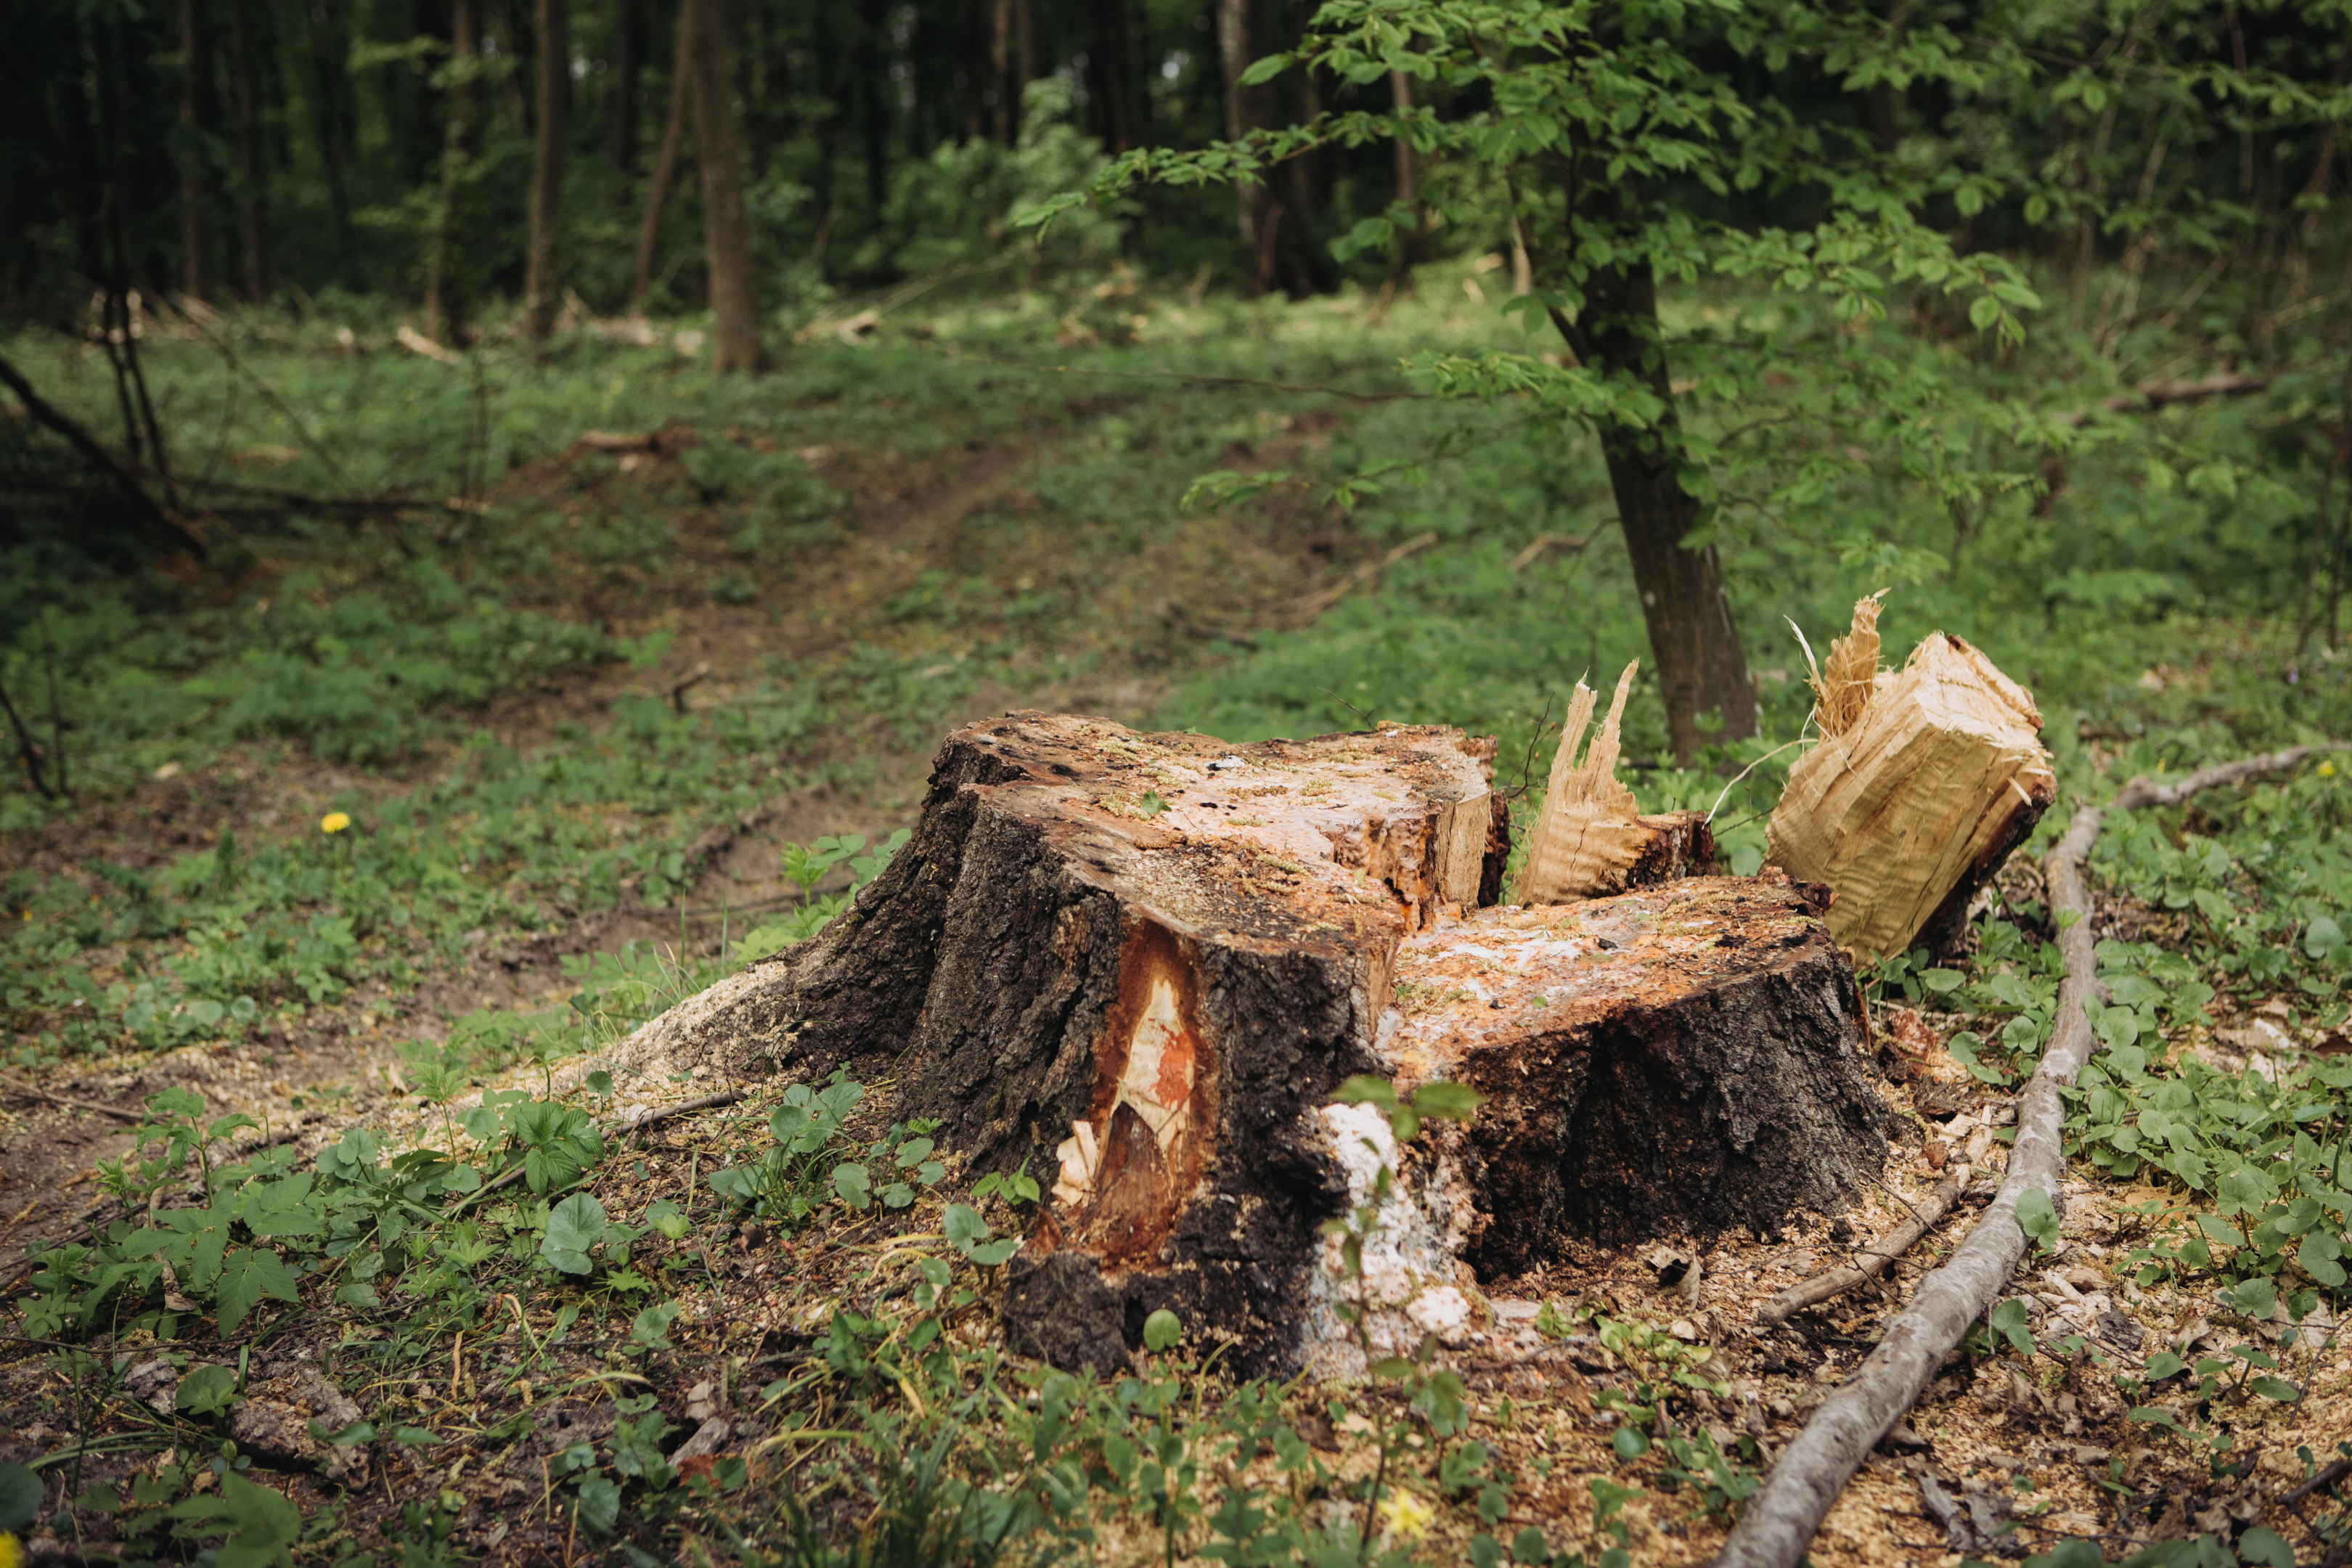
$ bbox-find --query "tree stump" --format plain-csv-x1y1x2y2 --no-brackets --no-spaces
610,712,1890,1375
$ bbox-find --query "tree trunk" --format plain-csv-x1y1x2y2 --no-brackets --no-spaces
682,0,767,371
604,713,1888,1376
523,0,568,348
179,0,210,302
1087,0,1138,152
225,0,265,303
422,0,481,343
1549,173,1755,761
1217,0,1318,297
1388,66,1423,280
629,1,693,311
610,0,640,171
989,0,1016,143
301,0,362,288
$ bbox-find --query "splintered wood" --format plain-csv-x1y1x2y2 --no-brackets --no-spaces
1768,601,2057,963
1514,661,1712,905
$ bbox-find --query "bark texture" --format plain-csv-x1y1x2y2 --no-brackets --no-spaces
610,714,1887,1374
523,0,569,348
1548,179,1755,761
630,0,693,311
682,0,768,372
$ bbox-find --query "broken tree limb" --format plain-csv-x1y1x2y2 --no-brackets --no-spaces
1514,662,1713,905
1713,742,2345,1568
1755,1162,1971,1328
1768,606,2056,962
0,350,207,555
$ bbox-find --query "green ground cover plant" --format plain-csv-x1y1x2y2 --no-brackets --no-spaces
4,251,2352,1564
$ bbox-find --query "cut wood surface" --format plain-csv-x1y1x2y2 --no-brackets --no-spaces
607,711,1890,1373
1516,662,1715,905
1768,605,2055,962
1715,743,2347,1568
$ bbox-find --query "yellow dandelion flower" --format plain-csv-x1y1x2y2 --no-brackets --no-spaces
321,812,352,834
2322,761,2337,778
1,1531,22,1568
1376,1490,1435,1541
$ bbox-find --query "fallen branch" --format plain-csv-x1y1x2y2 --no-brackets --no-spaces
1287,531,1439,624
1715,740,2351,1568
2055,370,2269,426
1755,1161,1972,1328
395,324,463,365
0,351,207,555
0,1073,146,1122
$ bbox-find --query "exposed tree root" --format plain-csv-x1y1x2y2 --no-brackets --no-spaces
1714,742,2348,1568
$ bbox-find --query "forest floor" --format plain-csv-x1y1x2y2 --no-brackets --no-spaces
2,274,2350,1567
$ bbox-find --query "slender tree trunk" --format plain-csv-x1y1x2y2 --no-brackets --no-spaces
495,0,533,132
524,0,568,347
611,0,641,170
1551,172,1755,762
1217,0,1314,297
1551,300,1755,761
422,0,481,343
682,0,767,371
857,0,888,215
1388,66,1425,282
1014,0,1036,114
303,0,362,287
989,0,1015,143
225,0,265,303
1087,0,1138,152
179,0,210,302
629,2,693,311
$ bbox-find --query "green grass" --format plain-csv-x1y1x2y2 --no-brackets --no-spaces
5,263,2352,1566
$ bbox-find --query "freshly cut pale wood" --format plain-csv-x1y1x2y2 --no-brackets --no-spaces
1515,661,1714,905
604,711,1891,1375
1767,608,2055,962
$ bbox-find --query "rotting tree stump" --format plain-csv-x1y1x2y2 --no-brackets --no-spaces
609,712,1890,1375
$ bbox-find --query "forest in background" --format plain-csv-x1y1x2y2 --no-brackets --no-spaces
4,0,2352,1563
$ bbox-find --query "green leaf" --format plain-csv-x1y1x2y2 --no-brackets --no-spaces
1990,1299,2037,1357
944,1201,992,1254
1331,1076,1399,1110
646,1200,692,1241
2015,1188,2060,1253
576,1473,621,1536
176,1363,242,1416
2143,1351,2184,1379
541,1193,608,1275
631,1302,680,1350
1612,1425,1650,1458
967,1238,1018,1267
2233,1276,2279,1319
833,1161,874,1210
216,1247,299,1335
1968,294,2002,331
1409,1082,1485,1121
2250,1376,2302,1403
1143,1307,1183,1352
2299,1231,2346,1287
2236,1527,2296,1568
0,1461,41,1532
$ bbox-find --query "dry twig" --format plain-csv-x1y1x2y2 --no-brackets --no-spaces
1755,1162,1973,1328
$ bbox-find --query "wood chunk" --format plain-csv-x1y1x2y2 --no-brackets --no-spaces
606,712,1888,1376
1768,611,2056,963
1515,661,1716,905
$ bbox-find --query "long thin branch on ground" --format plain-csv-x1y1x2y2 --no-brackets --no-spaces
0,1074,147,1122
1755,1161,1973,1328
0,351,208,555
1714,741,2349,1568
